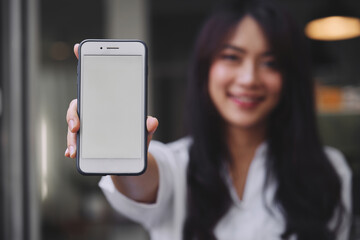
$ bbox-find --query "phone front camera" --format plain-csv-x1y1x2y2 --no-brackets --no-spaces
100,47,103,49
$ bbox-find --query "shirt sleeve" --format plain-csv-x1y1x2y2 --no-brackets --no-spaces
98,140,176,230
325,147,352,240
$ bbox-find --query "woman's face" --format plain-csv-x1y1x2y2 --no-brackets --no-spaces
208,15,282,130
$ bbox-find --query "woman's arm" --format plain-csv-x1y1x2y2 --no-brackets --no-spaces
110,153,159,203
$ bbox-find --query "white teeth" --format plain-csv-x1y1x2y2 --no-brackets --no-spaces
234,96,258,102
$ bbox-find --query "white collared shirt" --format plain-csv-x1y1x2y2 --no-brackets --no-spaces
99,137,352,240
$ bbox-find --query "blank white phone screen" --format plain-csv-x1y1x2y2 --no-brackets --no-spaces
81,55,142,159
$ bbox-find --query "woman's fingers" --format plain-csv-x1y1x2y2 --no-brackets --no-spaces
66,99,80,133
65,99,79,158
66,44,79,157
74,43,79,60
147,116,158,148
66,127,77,158
65,148,70,157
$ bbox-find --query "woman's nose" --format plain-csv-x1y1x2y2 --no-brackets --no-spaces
235,61,259,87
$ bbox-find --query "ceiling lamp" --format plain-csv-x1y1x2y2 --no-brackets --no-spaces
305,0,360,41
305,16,360,41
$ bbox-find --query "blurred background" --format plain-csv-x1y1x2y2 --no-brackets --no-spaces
1,0,359,239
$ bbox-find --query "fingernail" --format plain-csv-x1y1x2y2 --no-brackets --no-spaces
69,146,75,157
69,120,74,131
65,148,69,156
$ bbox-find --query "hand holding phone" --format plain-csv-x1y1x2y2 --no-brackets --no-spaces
65,101,158,159
75,40,148,175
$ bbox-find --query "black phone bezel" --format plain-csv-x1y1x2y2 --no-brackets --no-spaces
76,39,148,176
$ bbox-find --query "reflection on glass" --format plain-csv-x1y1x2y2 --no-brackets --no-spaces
41,118,48,201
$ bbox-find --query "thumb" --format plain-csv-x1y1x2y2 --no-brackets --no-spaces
147,116,158,148
74,43,79,59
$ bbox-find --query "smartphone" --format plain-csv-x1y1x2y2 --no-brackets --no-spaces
77,39,147,175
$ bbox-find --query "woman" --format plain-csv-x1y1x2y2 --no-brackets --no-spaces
65,1,352,239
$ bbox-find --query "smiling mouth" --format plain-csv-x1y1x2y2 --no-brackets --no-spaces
228,94,264,108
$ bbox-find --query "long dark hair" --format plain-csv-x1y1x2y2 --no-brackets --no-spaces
184,1,343,239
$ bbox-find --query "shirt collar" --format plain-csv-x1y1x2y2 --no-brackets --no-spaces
224,141,269,207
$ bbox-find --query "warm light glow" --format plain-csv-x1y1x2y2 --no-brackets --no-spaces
305,16,360,41
41,119,48,200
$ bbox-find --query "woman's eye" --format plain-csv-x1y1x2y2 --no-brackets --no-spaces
261,60,278,69
220,54,240,61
